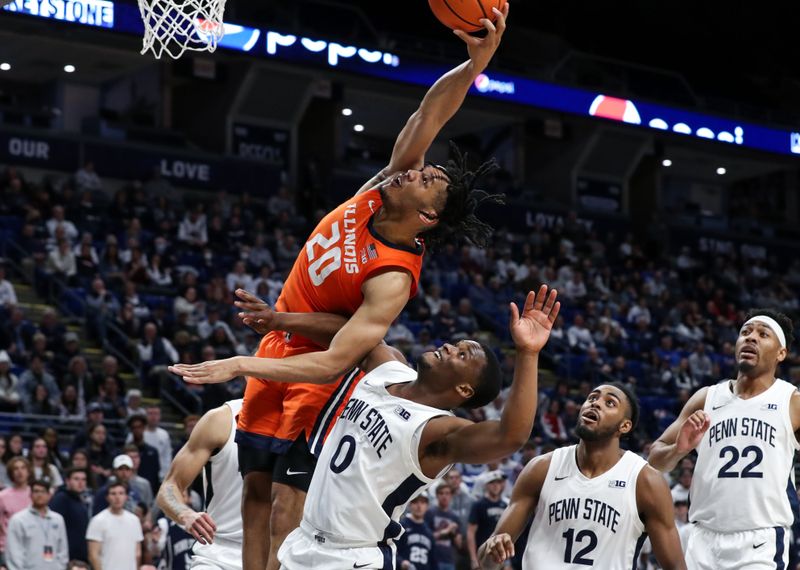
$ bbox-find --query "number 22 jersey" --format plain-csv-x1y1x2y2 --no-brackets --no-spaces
690,378,799,531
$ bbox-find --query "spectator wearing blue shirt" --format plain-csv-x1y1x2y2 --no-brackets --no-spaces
397,495,437,570
467,471,508,570
424,482,463,570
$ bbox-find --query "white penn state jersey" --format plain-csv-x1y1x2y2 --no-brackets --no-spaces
690,379,799,531
193,399,243,564
523,445,647,570
302,360,452,546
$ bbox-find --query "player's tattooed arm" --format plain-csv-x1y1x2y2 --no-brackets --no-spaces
157,405,229,544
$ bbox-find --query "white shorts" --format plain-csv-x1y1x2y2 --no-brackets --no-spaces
685,525,790,570
278,527,394,570
190,541,242,570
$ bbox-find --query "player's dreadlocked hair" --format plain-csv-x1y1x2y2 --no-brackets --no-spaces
423,142,505,250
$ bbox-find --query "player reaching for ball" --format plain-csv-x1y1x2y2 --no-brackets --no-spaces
169,6,510,570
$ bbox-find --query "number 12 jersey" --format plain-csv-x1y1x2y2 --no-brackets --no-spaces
523,445,647,569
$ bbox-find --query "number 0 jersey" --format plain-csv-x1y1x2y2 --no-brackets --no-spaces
690,379,799,531
293,361,452,547
523,445,647,570
237,189,425,448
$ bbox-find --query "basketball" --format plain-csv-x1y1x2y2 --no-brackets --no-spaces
428,0,507,32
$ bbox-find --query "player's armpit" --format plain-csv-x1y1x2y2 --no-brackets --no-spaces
637,466,687,570
419,415,527,478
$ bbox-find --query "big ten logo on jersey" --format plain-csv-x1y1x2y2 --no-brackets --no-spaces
608,480,626,488
394,405,411,421
306,203,360,285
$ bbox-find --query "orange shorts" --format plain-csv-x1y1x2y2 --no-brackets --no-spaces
236,331,364,456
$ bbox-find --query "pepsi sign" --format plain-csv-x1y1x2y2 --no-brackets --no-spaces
474,73,515,95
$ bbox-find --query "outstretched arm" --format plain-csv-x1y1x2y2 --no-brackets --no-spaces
648,387,709,472
156,404,232,544
170,271,412,385
637,466,687,570
236,288,408,372
419,285,560,477
355,5,509,196
479,454,551,569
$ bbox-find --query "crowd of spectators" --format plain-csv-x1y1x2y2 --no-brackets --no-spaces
2,160,800,569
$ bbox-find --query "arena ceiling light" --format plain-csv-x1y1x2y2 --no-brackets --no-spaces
64,64,76,73
341,108,353,116
716,167,727,175
662,159,672,167
0,63,10,71
353,124,364,132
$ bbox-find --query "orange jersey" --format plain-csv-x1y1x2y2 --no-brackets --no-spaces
237,189,424,449
277,188,423,316
261,188,423,354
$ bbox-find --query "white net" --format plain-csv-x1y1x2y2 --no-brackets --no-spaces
138,0,227,59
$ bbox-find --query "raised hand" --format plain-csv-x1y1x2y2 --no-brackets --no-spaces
454,4,509,72
169,357,241,384
676,410,711,454
234,288,277,335
508,285,560,354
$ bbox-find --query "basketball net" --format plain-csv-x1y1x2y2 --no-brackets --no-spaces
138,0,227,59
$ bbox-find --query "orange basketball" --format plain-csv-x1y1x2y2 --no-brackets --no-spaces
428,0,507,33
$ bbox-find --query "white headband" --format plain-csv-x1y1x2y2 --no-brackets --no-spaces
743,316,787,348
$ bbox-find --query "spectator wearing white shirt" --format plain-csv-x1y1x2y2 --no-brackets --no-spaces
177,207,207,248
385,317,415,349
45,206,79,244
252,266,283,305
86,482,143,570
72,233,99,265
247,234,276,270
197,308,236,345
74,161,102,192
423,283,446,316
495,249,521,282
5,480,68,570
627,298,651,326
132,406,172,481
0,350,21,412
567,314,595,352
226,260,254,293
687,342,713,383
46,239,77,280
173,287,205,329
146,254,172,288
670,468,692,504
136,322,179,397
0,265,17,311
563,271,587,300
